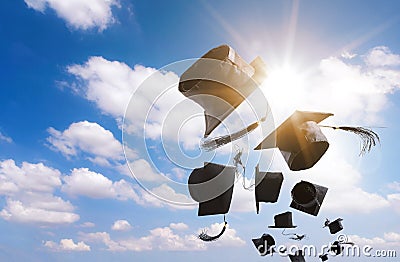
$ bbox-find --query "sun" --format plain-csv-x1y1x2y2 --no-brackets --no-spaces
261,65,308,109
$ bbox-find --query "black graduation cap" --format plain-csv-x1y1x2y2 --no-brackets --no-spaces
324,218,344,234
269,211,297,228
289,250,306,262
290,180,328,216
254,111,333,171
319,254,329,261
255,164,283,214
179,44,267,137
252,233,275,256
188,162,236,216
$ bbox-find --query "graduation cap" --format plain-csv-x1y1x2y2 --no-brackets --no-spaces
179,44,267,138
290,181,328,216
289,250,306,262
319,254,329,261
269,211,297,228
330,241,344,255
252,233,275,256
324,218,344,234
188,162,235,241
254,111,333,171
255,164,283,214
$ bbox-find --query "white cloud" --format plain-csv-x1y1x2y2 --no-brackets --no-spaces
67,57,157,120
0,131,12,143
47,121,123,165
44,239,90,251
0,159,79,225
169,222,189,231
387,181,400,192
24,0,120,31
387,193,400,213
365,46,400,67
348,232,400,248
80,222,243,252
79,222,96,228
112,220,132,231
0,199,79,224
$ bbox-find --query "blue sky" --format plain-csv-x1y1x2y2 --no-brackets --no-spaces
1,0,400,261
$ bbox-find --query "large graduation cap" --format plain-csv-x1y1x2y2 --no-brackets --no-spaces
188,162,235,216
290,181,328,216
179,44,267,137
255,164,284,214
254,111,333,171
324,218,344,234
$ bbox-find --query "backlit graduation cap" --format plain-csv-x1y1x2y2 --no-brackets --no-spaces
290,180,328,216
188,162,235,241
324,218,344,234
252,233,275,256
289,250,306,262
255,164,283,214
269,211,297,228
179,44,267,137
254,111,333,171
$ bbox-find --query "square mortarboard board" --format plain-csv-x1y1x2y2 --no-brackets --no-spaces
327,218,344,234
290,180,328,216
188,162,236,216
289,250,306,262
252,233,275,256
269,211,297,228
179,45,267,137
254,111,333,171
319,254,329,261
255,164,283,214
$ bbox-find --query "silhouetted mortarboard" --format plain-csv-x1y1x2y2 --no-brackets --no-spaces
255,164,283,214
254,111,333,171
319,254,329,261
290,180,328,216
269,211,297,228
188,162,235,216
330,241,344,255
289,250,306,262
252,233,275,256
324,218,344,234
179,44,267,137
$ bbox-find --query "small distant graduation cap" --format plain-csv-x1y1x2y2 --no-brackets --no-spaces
255,111,333,171
319,254,329,261
188,162,235,216
269,211,297,228
179,44,267,137
289,250,306,262
252,233,275,256
324,218,344,234
290,181,328,216
255,164,283,214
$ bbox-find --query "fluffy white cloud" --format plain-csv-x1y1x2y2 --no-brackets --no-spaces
44,238,90,251
169,222,189,231
348,232,400,248
0,199,79,224
0,131,12,143
67,56,157,120
0,159,79,224
24,0,120,31
365,46,400,67
112,220,132,231
47,121,123,165
80,222,243,252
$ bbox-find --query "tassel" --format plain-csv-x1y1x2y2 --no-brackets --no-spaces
320,125,380,155
201,111,269,151
198,217,228,242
